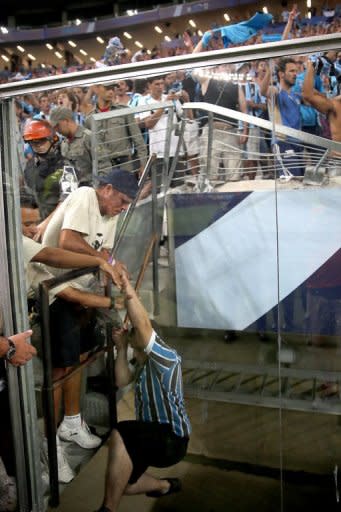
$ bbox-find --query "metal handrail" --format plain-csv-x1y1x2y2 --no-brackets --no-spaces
184,101,341,154
0,33,341,98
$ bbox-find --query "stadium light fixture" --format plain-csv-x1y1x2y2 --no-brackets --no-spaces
46,43,53,50
17,45,25,53
124,32,132,39
0,27,8,34
27,53,36,61
154,26,163,34
135,41,143,48
80,49,88,56
96,36,104,44
189,20,196,28
1,55,9,62
68,40,77,48
224,13,230,22
55,51,63,59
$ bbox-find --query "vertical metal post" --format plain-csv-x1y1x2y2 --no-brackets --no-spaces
39,283,59,507
206,111,214,181
106,322,117,428
0,98,43,511
151,164,160,316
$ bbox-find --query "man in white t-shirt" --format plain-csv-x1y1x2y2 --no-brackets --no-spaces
43,167,138,270
139,75,184,191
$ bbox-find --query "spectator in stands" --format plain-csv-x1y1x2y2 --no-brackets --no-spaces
260,57,304,176
37,93,51,120
139,75,185,189
84,83,147,175
95,272,190,512
303,59,341,147
49,106,94,185
115,80,133,106
192,65,248,183
72,86,94,116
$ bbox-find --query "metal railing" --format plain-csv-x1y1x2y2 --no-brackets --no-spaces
0,33,341,98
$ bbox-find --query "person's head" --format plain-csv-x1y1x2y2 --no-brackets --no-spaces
147,75,165,99
38,93,50,115
277,57,298,87
116,80,133,95
255,60,267,77
95,168,138,216
134,78,148,95
23,119,57,155
95,83,117,104
72,86,86,102
57,89,78,111
20,193,40,238
49,107,77,136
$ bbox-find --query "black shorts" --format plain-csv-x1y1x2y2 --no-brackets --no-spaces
116,420,189,484
49,298,96,368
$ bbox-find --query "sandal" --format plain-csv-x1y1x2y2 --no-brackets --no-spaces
146,477,181,498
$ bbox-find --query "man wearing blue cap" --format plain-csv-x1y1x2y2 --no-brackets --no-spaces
41,168,138,453
43,167,138,263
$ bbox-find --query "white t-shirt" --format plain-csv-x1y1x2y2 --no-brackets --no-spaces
23,236,68,303
140,94,183,158
42,187,118,289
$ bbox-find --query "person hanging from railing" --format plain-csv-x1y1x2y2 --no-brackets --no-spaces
20,192,125,483
95,272,191,512
84,83,147,177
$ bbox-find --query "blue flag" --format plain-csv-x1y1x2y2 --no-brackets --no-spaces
202,12,273,48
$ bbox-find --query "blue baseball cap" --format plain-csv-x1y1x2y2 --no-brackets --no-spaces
97,168,138,200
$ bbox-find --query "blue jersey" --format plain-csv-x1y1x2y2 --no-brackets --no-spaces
277,89,301,131
134,330,191,438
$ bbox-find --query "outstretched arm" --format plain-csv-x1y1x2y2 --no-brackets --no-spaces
31,245,124,288
282,4,297,41
302,61,334,115
121,274,152,348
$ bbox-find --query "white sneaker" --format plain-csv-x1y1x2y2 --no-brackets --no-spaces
57,420,102,449
57,443,75,484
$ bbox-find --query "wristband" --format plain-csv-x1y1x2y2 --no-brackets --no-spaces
107,255,116,265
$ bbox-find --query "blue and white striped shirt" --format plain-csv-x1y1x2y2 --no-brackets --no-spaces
134,330,191,439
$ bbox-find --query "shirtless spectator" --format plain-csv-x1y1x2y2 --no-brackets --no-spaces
303,59,341,144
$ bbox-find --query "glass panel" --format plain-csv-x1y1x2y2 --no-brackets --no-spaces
271,48,341,510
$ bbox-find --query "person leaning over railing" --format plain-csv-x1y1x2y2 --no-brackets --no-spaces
20,191,126,483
